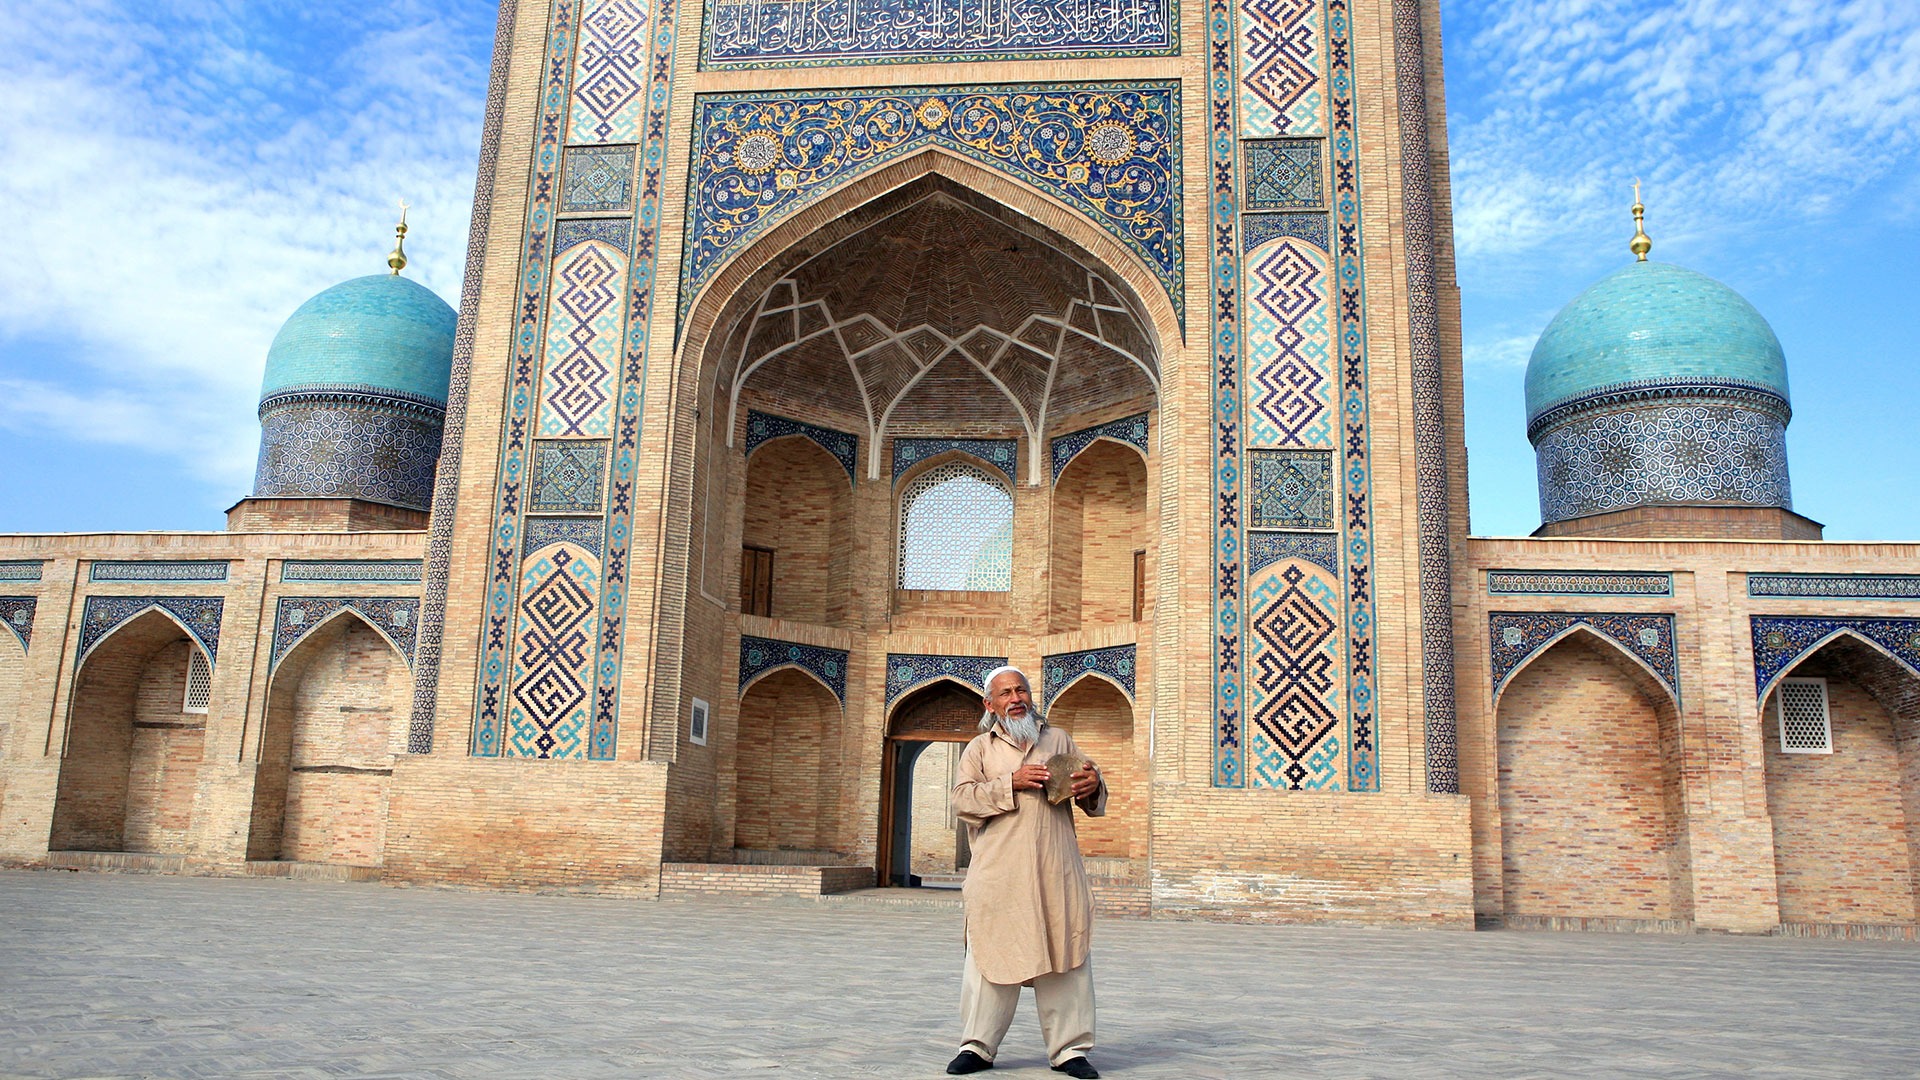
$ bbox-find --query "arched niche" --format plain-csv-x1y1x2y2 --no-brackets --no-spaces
741,434,853,625
879,678,984,887
734,667,846,858
0,626,24,763
1046,676,1141,860
1759,635,1920,925
51,609,208,854
247,610,411,867
1049,437,1150,633
1495,629,1690,923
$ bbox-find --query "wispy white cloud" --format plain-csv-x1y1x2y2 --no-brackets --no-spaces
1447,0,1920,266
0,1,487,496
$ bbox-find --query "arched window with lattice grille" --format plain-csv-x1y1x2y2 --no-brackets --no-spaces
898,462,1013,591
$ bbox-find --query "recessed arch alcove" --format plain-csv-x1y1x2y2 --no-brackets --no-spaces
247,610,411,868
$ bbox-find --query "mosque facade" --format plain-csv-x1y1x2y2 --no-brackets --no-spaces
2,0,1917,935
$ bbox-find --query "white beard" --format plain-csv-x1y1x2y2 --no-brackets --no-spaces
997,710,1042,747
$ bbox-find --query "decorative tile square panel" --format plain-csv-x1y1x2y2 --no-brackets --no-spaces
560,144,637,214
0,561,43,582
1243,138,1323,211
1249,449,1334,529
528,440,609,514
702,0,1176,69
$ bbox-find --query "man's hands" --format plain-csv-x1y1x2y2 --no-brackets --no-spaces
1011,763,1052,791
1070,762,1101,801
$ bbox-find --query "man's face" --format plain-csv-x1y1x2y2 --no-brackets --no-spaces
985,671,1033,721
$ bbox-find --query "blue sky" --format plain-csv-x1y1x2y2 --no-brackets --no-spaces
2,0,1917,540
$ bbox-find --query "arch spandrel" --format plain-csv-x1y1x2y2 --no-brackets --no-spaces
1492,623,1681,717
1751,616,1920,707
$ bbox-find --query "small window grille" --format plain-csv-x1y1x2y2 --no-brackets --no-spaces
1776,677,1831,754
689,697,710,747
182,648,212,714
897,462,1013,591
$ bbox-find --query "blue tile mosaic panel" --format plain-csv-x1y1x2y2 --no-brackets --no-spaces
281,560,423,583
702,0,1176,69
1242,138,1323,211
740,636,850,706
538,241,627,438
524,517,605,558
1242,211,1328,253
1751,615,1920,700
567,0,649,144
1238,0,1326,137
270,596,420,671
683,82,1181,326
0,561,43,582
77,596,225,666
528,440,609,513
1050,414,1149,481
885,653,1007,705
1247,531,1338,576
1535,403,1791,524
1748,574,1920,600
1487,570,1674,597
1249,562,1342,789
1245,231,1332,448
1042,645,1136,708
746,411,859,483
506,547,602,759
1248,449,1334,529
0,596,36,651
255,401,444,512
1490,612,1679,705
90,561,229,583
560,144,637,214
554,218,633,254
893,438,1018,484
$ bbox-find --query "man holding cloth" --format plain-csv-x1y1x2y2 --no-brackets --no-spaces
947,666,1107,1078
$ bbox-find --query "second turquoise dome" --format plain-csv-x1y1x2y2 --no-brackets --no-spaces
1524,261,1788,430
260,274,456,405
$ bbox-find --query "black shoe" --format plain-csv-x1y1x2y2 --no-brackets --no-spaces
947,1050,993,1074
1052,1057,1100,1079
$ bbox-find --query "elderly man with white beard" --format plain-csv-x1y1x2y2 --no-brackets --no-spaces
946,666,1107,1078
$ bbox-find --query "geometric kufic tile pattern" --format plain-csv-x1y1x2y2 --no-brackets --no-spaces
1042,645,1135,709
1050,413,1149,482
568,0,649,144
1393,0,1456,794
77,595,225,667
1750,615,1920,702
506,546,601,759
1249,563,1343,789
1535,403,1793,525
1247,531,1339,576
528,440,610,514
524,517,605,558
739,636,849,706
1489,611,1680,707
892,438,1018,485
885,653,1007,706
1239,0,1326,137
270,596,421,672
745,411,859,483
1246,237,1333,448
703,0,1175,68
1242,138,1323,211
89,561,229,583
538,241,626,437
1487,570,1674,597
684,82,1181,327
282,560,425,584
560,144,637,213
0,596,36,651
0,561,42,582
1249,449,1334,529
1747,574,1920,600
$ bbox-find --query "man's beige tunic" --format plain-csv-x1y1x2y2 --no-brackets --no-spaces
953,723,1109,985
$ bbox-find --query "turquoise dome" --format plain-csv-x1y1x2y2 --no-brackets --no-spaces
1524,261,1788,430
260,274,456,405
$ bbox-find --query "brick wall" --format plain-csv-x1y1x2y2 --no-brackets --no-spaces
1049,440,1148,632
1048,677,1139,859
1763,650,1917,924
121,639,203,855
735,668,845,853
1495,635,1687,921
908,740,960,874
742,437,852,625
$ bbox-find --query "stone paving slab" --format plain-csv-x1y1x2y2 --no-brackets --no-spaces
2,870,1918,1078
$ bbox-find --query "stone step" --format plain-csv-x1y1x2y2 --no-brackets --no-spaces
245,861,382,883
46,851,187,875
660,862,876,899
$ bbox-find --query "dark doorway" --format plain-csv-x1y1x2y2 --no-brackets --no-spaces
877,679,982,887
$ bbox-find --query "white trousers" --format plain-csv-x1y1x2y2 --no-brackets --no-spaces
958,950,1095,1066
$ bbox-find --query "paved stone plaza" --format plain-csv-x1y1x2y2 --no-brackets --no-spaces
3,870,1918,1079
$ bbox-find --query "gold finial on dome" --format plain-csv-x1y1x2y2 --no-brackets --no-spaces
387,200,411,275
1630,179,1652,262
